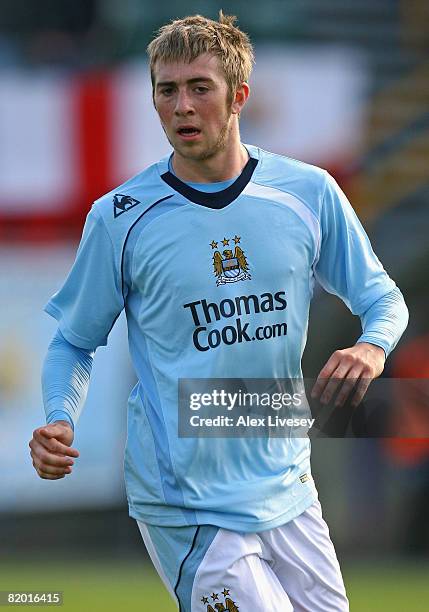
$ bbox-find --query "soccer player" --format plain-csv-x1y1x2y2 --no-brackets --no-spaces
29,13,408,611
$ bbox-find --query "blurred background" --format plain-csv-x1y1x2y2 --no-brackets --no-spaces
0,0,428,610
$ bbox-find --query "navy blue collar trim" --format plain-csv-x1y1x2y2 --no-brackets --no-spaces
160,157,258,209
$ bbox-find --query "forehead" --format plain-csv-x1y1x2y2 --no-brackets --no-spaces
153,53,226,86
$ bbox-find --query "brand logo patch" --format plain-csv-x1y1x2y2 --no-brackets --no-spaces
299,473,310,483
211,235,251,286
201,588,239,611
113,194,141,218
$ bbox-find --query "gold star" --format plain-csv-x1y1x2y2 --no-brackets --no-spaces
233,235,241,244
211,592,219,601
222,237,229,246
222,588,230,597
210,240,218,249
201,596,209,604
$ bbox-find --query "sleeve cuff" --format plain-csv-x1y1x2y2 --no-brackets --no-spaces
356,335,389,359
46,410,75,431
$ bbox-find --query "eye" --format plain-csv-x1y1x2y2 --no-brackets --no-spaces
160,87,174,96
194,86,209,94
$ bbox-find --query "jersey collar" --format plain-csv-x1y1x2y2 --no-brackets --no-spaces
157,146,259,210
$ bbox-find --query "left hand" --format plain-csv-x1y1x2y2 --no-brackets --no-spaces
311,342,386,408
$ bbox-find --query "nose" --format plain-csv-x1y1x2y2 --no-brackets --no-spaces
174,88,194,115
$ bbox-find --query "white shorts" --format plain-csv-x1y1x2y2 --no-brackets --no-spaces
137,499,349,611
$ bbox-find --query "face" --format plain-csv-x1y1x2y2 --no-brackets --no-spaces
153,53,243,162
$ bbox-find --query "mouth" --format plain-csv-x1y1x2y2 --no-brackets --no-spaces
176,127,201,140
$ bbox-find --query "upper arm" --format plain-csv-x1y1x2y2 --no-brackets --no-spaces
314,172,395,315
44,207,124,349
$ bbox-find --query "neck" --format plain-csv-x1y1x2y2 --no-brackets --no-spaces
171,132,248,183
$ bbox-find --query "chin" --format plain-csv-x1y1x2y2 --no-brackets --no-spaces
180,141,229,162
174,144,210,161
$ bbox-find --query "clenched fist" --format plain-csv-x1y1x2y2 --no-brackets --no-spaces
29,421,79,480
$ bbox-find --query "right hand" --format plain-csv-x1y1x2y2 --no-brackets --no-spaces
29,421,79,480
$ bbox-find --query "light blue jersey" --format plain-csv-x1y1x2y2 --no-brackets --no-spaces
44,145,397,531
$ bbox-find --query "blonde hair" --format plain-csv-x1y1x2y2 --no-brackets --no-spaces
147,11,254,101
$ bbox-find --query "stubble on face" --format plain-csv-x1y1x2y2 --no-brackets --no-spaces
162,101,234,163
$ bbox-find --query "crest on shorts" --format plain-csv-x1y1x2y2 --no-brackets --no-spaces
210,235,251,286
201,588,239,611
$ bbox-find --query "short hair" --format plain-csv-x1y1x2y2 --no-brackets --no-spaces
147,11,254,100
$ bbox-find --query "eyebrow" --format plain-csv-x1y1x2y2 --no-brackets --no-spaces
156,77,215,88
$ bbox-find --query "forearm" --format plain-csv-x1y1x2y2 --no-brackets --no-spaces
312,288,407,405
42,329,94,430
357,286,409,357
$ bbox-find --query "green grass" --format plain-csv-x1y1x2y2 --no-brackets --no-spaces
1,559,428,611
0,561,174,612
344,563,429,612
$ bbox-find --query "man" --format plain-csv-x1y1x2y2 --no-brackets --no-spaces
30,13,408,611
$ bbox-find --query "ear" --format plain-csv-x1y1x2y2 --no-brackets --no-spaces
231,82,250,115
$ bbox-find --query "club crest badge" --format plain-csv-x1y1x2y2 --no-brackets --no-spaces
201,588,239,611
210,235,251,286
